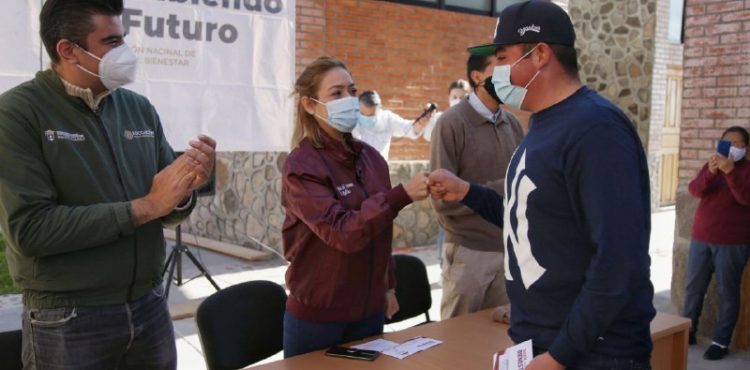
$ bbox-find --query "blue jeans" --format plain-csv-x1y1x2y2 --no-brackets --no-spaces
283,310,384,358
683,239,750,346
22,282,176,370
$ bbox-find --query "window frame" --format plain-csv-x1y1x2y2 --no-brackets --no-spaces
379,0,500,17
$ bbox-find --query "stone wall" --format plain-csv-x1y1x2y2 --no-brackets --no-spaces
672,0,750,348
568,0,659,208
182,154,437,253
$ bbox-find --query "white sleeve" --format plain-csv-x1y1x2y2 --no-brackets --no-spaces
422,112,441,142
386,110,420,139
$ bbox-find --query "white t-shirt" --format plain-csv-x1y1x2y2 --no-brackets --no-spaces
352,109,420,160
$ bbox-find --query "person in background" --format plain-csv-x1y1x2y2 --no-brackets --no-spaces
429,1,655,369
353,90,431,160
281,56,430,358
430,52,523,321
426,79,472,266
0,1,215,368
683,126,750,361
422,79,472,141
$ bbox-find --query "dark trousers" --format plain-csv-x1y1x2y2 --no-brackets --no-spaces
532,348,650,370
283,310,384,358
683,239,749,346
22,282,176,370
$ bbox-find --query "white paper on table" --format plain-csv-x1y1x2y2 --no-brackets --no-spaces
493,340,533,370
382,336,443,360
351,339,400,353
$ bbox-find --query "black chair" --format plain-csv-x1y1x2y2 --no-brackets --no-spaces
0,329,22,370
196,280,287,370
385,254,432,325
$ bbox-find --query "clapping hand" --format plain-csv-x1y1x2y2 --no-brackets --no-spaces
182,135,217,191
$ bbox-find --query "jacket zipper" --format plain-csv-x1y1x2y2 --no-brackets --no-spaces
91,110,138,302
354,161,376,321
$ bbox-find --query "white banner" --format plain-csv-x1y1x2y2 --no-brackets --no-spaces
0,1,43,94
124,0,296,151
1,1,295,152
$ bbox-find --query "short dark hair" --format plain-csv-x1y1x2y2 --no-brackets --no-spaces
40,0,123,64
466,55,494,89
358,90,381,107
723,126,750,145
521,43,579,77
448,79,470,94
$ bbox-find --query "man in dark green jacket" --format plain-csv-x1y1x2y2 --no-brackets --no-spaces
0,1,216,369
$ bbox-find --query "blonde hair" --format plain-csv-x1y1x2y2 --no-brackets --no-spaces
291,56,351,149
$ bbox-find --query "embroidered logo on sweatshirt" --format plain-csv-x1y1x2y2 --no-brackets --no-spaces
336,183,354,197
44,129,85,142
123,129,155,140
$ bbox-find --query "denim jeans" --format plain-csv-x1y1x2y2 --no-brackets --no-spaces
22,282,176,370
683,239,750,346
283,310,384,358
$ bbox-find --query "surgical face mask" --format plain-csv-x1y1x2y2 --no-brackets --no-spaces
76,43,138,91
729,146,747,162
449,98,461,107
311,96,359,133
491,44,542,110
357,113,377,128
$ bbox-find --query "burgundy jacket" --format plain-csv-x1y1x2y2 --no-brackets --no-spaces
689,159,750,245
281,131,412,323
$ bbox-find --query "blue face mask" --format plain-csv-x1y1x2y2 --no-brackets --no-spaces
491,44,542,110
357,113,377,128
311,96,359,133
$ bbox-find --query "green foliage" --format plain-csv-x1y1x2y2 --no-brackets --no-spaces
0,234,21,295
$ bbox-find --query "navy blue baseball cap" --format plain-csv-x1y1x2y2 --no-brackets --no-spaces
468,0,576,56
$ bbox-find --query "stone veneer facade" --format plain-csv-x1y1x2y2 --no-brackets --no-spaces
568,0,660,209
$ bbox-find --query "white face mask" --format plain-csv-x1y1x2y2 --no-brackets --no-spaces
311,96,359,133
491,44,542,110
729,146,747,162
76,43,138,91
449,98,461,107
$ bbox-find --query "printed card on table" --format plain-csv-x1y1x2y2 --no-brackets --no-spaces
493,340,533,370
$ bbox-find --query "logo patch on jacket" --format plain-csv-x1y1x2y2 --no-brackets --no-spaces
44,129,85,142
123,129,155,140
336,183,354,197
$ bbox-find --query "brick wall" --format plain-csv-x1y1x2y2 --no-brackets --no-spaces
296,0,497,160
671,0,750,346
679,0,750,189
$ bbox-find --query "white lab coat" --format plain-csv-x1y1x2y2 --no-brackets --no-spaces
352,109,420,160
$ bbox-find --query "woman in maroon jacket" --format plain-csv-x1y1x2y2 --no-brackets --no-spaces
683,126,750,361
281,57,430,357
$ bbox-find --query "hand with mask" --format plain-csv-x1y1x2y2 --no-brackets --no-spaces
716,154,736,175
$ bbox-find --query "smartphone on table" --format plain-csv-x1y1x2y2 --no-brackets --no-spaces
717,139,731,157
325,346,379,361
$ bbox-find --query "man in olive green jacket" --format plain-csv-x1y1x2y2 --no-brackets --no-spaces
0,1,216,369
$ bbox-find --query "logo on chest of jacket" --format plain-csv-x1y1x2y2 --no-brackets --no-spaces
123,129,155,140
337,183,354,197
44,129,86,142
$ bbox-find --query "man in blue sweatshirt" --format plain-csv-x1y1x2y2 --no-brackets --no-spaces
428,1,655,369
